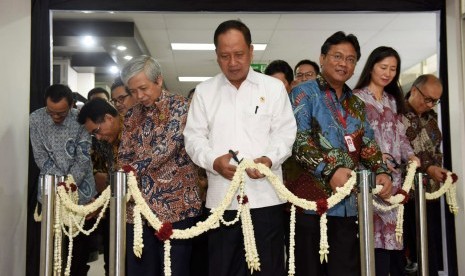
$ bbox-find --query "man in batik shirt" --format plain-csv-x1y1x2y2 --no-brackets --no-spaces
78,98,125,275
286,31,392,276
402,74,447,276
30,83,96,275
119,55,202,276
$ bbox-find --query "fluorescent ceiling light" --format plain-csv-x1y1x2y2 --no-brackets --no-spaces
124,55,133,60
172,43,215,50
81,35,95,47
109,66,119,74
178,77,212,82
116,45,127,51
253,44,267,51
171,43,267,51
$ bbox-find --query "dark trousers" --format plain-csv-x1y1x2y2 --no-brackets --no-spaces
190,204,208,276
375,248,406,276
208,204,286,276
126,217,196,276
67,219,95,276
293,213,360,276
404,200,441,276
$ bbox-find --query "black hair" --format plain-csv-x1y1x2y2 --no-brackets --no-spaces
214,20,251,48
294,59,320,75
354,46,405,113
77,98,118,125
264,60,294,85
110,77,130,95
44,84,74,107
321,31,361,61
88,87,110,100
187,88,196,100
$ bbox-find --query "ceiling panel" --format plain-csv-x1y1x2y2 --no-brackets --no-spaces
52,10,439,96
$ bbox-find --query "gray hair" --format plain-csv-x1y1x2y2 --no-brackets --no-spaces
120,55,162,86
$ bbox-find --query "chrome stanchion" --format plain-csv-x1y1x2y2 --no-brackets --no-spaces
357,170,376,276
415,173,429,276
109,171,127,276
39,174,64,276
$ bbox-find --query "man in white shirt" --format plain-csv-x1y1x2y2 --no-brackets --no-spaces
184,19,296,276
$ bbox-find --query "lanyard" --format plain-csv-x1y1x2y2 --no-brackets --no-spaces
324,88,348,130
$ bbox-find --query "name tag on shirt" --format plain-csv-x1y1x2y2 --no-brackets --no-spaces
344,135,356,152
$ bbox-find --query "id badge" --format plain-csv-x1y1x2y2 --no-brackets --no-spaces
344,135,356,152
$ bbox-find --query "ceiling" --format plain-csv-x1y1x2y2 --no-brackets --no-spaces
52,11,439,97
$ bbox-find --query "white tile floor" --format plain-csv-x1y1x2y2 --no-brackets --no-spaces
88,254,105,276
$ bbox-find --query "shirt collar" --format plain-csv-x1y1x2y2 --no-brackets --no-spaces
141,89,167,112
405,100,436,119
316,73,353,100
220,67,259,87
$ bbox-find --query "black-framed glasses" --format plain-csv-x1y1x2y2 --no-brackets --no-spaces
45,107,69,118
326,53,357,65
383,153,407,171
91,124,101,137
415,85,441,106
110,94,129,105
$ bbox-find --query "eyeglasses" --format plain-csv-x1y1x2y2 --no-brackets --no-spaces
383,153,406,171
295,71,316,79
45,107,69,118
415,85,441,105
110,94,129,105
91,124,101,137
326,53,357,65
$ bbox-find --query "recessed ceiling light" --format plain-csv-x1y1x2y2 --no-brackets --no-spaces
124,55,133,60
116,45,127,51
81,35,95,47
109,66,119,74
178,77,212,82
253,44,267,51
171,43,267,51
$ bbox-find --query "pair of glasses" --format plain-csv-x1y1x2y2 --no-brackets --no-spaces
110,94,129,105
414,85,441,106
326,53,357,65
91,124,101,137
45,107,69,117
295,72,315,79
383,153,406,171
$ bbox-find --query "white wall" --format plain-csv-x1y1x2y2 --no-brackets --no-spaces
446,0,465,275
77,73,95,97
0,0,30,274
67,63,78,92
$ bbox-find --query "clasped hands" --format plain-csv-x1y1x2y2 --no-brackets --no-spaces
213,151,272,180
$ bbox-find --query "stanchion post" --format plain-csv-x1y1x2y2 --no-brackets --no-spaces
357,170,376,276
109,170,127,276
39,174,64,276
414,172,429,276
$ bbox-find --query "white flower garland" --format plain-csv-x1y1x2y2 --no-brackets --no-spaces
425,172,457,204
127,160,357,275
240,198,260,272
288,205,296,276
51,175,111,275
445,183,459,215
34,203,42,222
48,161,458,276
319,213,329,263
371,162,459,244
163,240,172,276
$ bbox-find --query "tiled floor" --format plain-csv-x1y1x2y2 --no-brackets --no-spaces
88,254,105,276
